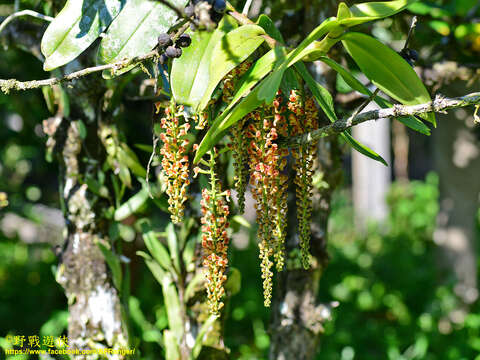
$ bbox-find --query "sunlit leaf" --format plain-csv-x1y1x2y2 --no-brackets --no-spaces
41,0,123,71
114,188,149,221
340,0,418,27
342,32,435,125
98,0,187,78
319,56,431,135
197,24,266,111
171,16,237,108
296,62,387,165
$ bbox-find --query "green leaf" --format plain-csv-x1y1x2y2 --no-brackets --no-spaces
143,257,167,284
142,226,172,271
296,62,387,165
41,0,123,71
166,223,181,274
257,18,339,104
197,24,266,111
337,2,353,20
98,0,187,78
340,0,418,27
319,56,430,135
171,16,237,108
256,14,284,43
341,32,435,125
161,275,183,343
97,242,122,290
114,187,149,221
119,144,147,178
193,19,340,163
191,315,219,359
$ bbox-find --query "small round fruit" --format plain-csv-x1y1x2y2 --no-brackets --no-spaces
213,0,226,13
165,46,182,58
176,34,192,48
408,49,419,62
158,33,173,48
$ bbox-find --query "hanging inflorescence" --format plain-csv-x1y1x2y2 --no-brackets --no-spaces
155,61,322,312
158,102,191,224
288,91,319,269
224,61,252,214
195,149,231,314
244,93,289,306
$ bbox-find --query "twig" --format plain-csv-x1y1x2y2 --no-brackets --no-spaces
242,0,254,15
0,9,53,35
154,0,199,26
284,92,480,147
0,22,190,94
402,16,417,51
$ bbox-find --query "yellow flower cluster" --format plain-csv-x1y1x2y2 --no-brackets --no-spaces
159,103,191,224
197,150,231,314
224,61,252,213
288,91,319,269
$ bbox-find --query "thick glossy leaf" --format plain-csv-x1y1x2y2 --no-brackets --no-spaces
257,18,339,104
337,2,353,20
296,62,387,165
319,56,430,135
41,0,123,71
98,0,186,78
114,187,149,221
197,24,266,111
257,14,284,43
342,32,435,125
171,16,237,108
339,0,418,27
194,19,340,162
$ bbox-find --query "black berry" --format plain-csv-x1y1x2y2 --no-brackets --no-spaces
165,46,182,58
158,33,173,48
176,34,192,48
213,0,226,13
408,49,419,62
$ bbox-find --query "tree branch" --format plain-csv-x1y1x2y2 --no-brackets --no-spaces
0,9,53,35
0,22,190,94
284,92,480,147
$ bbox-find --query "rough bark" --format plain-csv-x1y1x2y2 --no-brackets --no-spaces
47,57,129,356
269,136,342,360
1,15,129,356
269,1,341,358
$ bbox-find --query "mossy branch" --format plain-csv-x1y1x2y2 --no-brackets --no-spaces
283,92,480,147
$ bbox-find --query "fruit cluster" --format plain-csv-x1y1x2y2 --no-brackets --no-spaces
158,33,192,64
